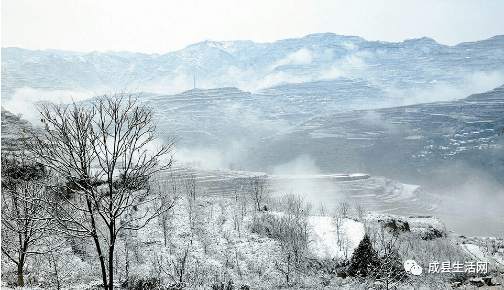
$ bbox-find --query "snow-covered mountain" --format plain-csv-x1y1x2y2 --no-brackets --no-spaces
3,33,504,100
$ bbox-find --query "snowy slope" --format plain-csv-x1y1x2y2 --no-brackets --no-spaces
308,216,365,260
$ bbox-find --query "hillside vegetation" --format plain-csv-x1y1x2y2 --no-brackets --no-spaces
2,165,504,289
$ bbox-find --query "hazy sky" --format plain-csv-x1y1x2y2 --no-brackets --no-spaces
2,0,504,54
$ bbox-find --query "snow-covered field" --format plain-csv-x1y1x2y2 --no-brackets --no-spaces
166,166,503,237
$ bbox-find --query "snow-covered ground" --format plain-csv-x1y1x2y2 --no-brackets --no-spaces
308,216,364,260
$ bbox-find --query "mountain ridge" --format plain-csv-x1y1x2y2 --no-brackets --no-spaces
5,32,502,56
3,33,504,101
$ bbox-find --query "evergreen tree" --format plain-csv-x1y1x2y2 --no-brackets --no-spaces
347,234,381,277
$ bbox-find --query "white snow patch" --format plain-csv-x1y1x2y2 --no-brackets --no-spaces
342,219,366,255
406,135,423,140
308,216,365,260
462,243,488,262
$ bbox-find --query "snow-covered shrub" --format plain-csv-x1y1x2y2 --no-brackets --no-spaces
250,210,309,285
165,282,186,290
210,280,234,290
122,276,164,290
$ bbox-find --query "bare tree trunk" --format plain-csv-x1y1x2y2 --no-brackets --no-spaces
92,234,108,289
17,240,29,287
125,241,130,283
87,199,108,289
49,250,61,290
109,243,115,290
17,261,24,287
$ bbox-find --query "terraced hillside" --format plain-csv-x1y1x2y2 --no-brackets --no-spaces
246,85,504,185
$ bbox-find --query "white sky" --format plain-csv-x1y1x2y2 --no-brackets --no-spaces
2,0,504,54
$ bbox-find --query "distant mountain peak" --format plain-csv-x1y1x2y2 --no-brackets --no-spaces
301,32,365,41
456,34,504,48
487,34,504,41
402,36,439,45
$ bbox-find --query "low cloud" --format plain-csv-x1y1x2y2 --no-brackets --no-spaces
274,48,314,67
424,161,504,220
268,155,342,202
287,48,313,65
320,66,343,80
173,147,225,169
319,51,372,80
343,42,358,51
173,138,253,171
466,70,504,93
149,74,194,94
272,155,321,176
255,71,312,90
385,70,504,106
340,52,372,70
2,88,95,125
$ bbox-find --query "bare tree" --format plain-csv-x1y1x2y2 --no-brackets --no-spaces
339,232,353,260
153,171,181,249
304,201,313,217
337,202,349,218
170,245,191,284
230,176,249,225
274,193,310,285
354,203,367,221
283,192,304,218
24,92,176,290
1,151,53,286
43,235,76,290
248,175,269,211
184,169,197,201
275,214,309,285
184,169,198,242
318,202,327,216
333,212,344,247
358,231,408,290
